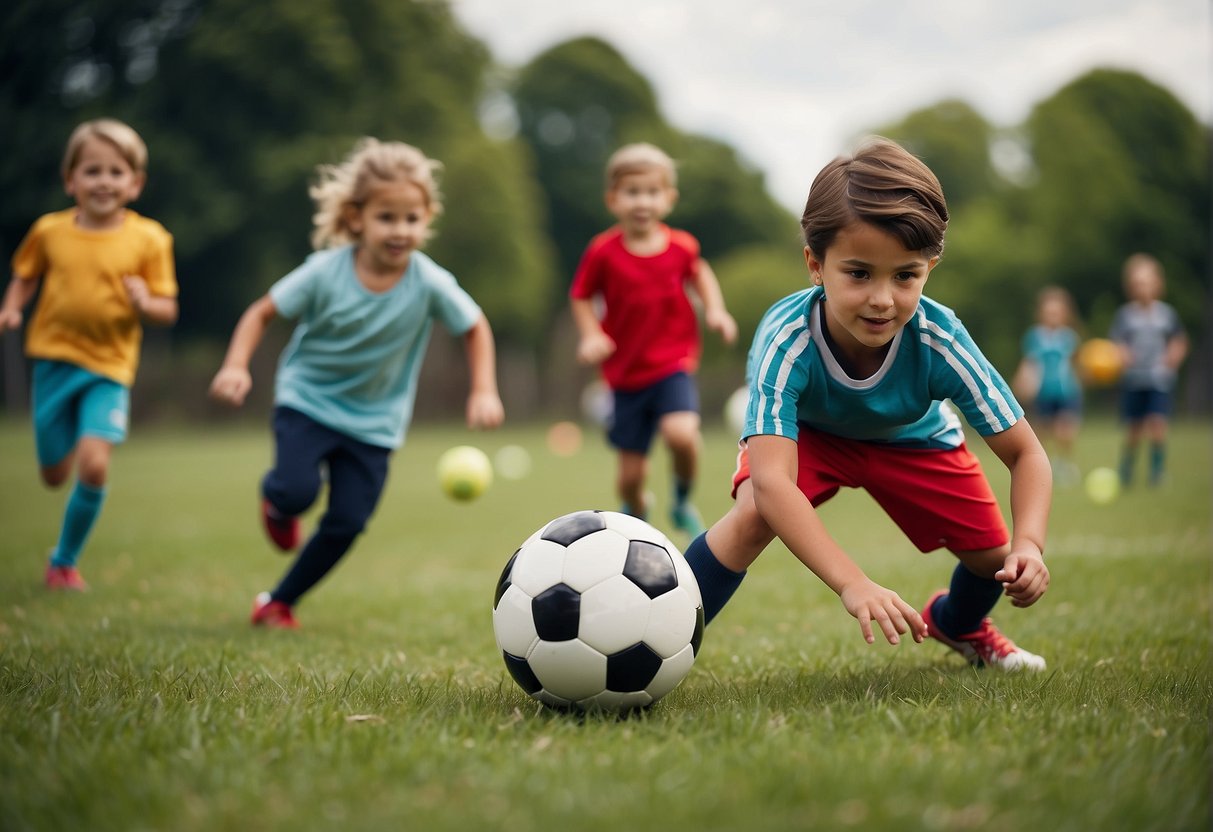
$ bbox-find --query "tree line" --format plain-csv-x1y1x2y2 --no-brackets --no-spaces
1,1,1207,418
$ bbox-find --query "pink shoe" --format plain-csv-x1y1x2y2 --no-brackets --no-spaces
922,589,1046,672
261,500,300,552
251,591,299,629
45,564,88,591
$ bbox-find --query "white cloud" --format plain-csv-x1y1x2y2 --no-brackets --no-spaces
451,0,1212,212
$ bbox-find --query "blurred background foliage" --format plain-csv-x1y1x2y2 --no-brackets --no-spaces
1,0,1208,421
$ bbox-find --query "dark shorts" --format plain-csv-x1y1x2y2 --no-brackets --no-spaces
607,372,699,453
731,428,1009,553
1034,392,1081,419
1120,388,1171,421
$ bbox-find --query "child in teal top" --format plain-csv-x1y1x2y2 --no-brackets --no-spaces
209,138,504,628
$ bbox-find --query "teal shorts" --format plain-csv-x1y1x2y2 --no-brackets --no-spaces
32,360,129,467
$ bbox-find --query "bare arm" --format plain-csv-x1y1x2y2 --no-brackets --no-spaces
462,313,504,429
1165,331,1189,372
747,434,926,645
571,296,615,365
688,258,737,345
0,275,40,332
122,276,178,326
982,419,1053,607
208,295,278,407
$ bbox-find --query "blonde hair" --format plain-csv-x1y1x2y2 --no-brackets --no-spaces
1122,252,1164,286
62,119,148,178
309,137,443,249
605,142,677,190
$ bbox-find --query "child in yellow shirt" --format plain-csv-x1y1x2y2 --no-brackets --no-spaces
0,118,178,590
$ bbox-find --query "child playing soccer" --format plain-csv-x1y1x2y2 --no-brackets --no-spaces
682,137,1052,671
1014,286,1082,485
209,138,504,629
570,143,738,537
1,118,178,590
1109,253,1188,488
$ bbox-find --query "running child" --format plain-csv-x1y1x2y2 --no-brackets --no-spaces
1,118,178,590
683,137,1052,671
209,138,504,628
570,143,738,537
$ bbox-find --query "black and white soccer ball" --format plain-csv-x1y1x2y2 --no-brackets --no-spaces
493,510,705,711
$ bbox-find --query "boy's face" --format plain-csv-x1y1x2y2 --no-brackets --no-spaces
1125,266,1163,304
345,180,433,274
605,168,676,236
64,136,144,228
806,220,938,358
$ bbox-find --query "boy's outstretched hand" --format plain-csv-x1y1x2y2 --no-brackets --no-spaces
839,577,928,645
466,391,504,430
706,308,738,346
576,331,615,366
996,547,1050,608
0,307,20,333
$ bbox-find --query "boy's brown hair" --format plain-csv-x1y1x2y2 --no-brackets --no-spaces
800,137,948,259
604,143,677,190
62,119,149,178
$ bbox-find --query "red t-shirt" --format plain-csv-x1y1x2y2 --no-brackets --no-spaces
570,225,701,391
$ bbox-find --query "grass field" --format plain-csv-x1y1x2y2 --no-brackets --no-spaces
0,416,1209,831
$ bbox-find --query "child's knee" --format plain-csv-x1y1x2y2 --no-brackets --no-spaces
263,474,321,517
40,464,71,489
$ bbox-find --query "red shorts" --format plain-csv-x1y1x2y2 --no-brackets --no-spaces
731,429,1009,553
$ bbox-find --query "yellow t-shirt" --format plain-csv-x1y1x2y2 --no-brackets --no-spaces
11,208,177,387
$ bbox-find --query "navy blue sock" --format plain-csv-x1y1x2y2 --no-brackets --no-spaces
683,532,745,625
674,479,691,506
932,563,1004,638
272,530,357,606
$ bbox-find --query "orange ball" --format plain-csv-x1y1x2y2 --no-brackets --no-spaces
1077,338,1123,386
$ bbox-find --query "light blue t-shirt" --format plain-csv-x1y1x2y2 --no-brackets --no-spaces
270,246,482,449
743,287,1022,449
1021,324,1081,403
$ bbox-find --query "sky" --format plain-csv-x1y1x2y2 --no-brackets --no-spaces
450,0,1212,213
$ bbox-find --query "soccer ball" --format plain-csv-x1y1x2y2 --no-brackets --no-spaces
492,510,705,712
1077,338,1123,386
437,445,492,501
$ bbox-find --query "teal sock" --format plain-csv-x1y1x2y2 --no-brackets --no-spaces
1119,445,1136,486
674,479,691,507
51,481,106,568
1149,443,1165,485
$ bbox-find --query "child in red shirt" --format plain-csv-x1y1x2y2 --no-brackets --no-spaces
570,143,737,536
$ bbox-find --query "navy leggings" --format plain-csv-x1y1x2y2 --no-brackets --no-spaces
262,407,390,605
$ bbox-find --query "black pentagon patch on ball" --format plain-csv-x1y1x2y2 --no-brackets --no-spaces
606,643,664,692
690,606,705,656
622,540,678,599
541,510,607,546
493,550,518,610
501,651,542,694
532,583,581,641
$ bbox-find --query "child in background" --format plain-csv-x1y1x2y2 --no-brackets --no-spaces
570,143,738,537
683,138,1052,671
0,119,178,590
1110,253,1188,488
1015,286,1082,485
209,138,504,629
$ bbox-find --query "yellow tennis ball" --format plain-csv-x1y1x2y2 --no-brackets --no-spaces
1084,466,1120,505
437,446,493,502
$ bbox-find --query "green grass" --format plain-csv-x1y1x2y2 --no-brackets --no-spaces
0,417,1209,831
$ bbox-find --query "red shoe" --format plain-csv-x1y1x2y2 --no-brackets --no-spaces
261,500,300,552
251,592,299,629
922,589,1046,672
45,564,88,591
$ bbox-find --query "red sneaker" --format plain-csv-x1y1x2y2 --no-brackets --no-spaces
45,564,88,591
251,592,299,629
261,500,300,552
922,589,1046,672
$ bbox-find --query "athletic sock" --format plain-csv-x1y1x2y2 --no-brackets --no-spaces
271,530,357,606
674,478,692,507
1119,444,1136,487
932,563,1003,638
50,481,106,568
1149,442,1165,485
683,532,745,625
